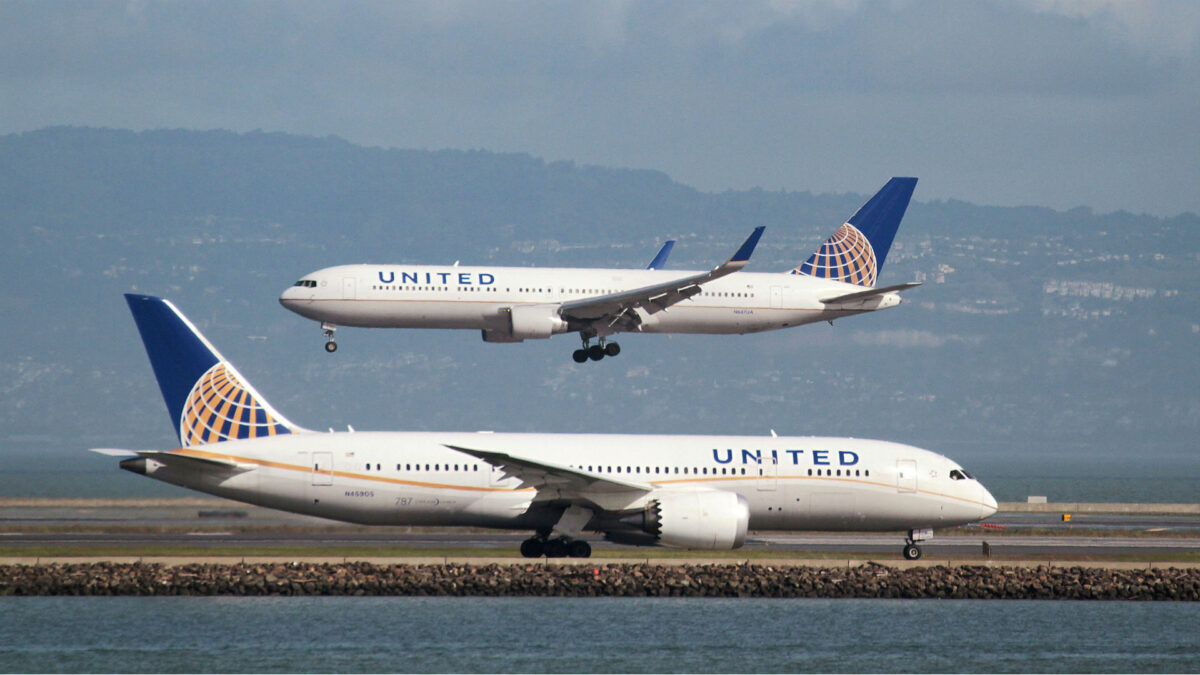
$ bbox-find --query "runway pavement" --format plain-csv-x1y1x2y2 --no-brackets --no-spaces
1,499,1197,561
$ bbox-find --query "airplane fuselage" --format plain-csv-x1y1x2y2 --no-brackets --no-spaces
279,264,903,338
124,430,995,534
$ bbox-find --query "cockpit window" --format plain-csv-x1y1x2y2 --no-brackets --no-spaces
293,280,317,288
949,469,974,480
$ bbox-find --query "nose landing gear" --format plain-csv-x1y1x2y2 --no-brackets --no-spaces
321,322,338,353
902,542,922,560
901,527,933,560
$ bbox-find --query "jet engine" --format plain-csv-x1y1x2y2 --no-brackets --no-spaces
498,304,568,341
605,491,750,550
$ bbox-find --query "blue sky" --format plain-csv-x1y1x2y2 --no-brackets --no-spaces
3,0,1198,216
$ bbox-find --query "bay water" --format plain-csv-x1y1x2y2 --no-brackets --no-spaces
1,596,1197,673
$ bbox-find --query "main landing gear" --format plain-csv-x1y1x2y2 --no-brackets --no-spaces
520,533,593,558
322,322,338,353
572,337,620,363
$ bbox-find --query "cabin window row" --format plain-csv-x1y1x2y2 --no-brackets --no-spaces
807,468,869,477
359,463,869,478
362,463,482,472
372,285,499,293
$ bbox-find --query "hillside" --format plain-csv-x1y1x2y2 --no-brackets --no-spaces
0,127,1196,498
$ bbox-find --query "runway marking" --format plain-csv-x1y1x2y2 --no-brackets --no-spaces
186,532,232,537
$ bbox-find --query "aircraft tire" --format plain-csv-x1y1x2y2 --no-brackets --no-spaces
543,538,569,558
604,342,620,357
324,341,338,353
520,538,544,558
567,540,592,558
902,543,922,560
587,345,605,361
572,349,588,363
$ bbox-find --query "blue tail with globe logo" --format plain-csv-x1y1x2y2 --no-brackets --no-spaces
125,294,306,447
790,177,917,288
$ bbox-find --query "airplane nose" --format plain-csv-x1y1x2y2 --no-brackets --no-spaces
979,484,999,519
279,286,304,307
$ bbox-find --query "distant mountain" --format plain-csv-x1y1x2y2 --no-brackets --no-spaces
0,127,1196,498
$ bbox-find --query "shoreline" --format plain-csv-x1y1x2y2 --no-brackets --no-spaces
1,560,1197,599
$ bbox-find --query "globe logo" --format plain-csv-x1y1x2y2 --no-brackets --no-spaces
792,223,878,287
180,363,288,446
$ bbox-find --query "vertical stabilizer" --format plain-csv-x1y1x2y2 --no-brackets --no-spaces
791,177,917,287
124,294,304,446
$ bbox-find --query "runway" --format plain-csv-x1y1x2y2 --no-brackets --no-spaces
1,499,1197,561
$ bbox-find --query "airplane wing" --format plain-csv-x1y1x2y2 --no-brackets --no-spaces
445,444,652,494
646,240,676,270
820,281,922,304
559,226,765,324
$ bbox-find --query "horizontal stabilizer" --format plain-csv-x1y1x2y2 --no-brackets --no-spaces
136,450,256,473
820,281,922,305
88,448,139,457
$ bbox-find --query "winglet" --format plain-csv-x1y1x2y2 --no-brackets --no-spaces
646,240,676,270
729,226,766,266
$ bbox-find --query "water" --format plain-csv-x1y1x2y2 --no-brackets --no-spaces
1,597,1197,673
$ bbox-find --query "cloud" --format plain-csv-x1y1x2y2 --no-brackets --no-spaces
1,0,1198,215
849,329,984,349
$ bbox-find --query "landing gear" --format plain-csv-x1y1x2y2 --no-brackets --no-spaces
321,322,338,353
902,527,932,560
572,335,620,363
518,534,592,558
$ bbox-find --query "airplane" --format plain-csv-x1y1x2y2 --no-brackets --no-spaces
280,178,921,362
95,294,997,560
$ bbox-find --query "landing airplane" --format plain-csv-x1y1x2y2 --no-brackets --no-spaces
280,178,921,362
96,294,996,559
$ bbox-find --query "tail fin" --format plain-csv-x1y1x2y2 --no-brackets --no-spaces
790,177,917,287
125,294,305,447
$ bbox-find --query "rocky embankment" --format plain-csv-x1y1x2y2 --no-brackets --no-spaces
2,562,1198,600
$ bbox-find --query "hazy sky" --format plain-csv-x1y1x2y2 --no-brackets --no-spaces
3,0,1198,216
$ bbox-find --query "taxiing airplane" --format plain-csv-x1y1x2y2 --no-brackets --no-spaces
280,178,921,362
96,294,996,559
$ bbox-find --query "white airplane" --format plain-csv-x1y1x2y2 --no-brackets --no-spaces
96,294,997,560
280,178,922,362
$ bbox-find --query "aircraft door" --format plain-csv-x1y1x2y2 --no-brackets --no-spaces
312,452,334,486
896,459,917,493
756,451,778,491
342,277,357,300
770,286,783,309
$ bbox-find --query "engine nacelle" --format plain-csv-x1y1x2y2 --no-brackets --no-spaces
614,491,750,550
503,304,568,340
